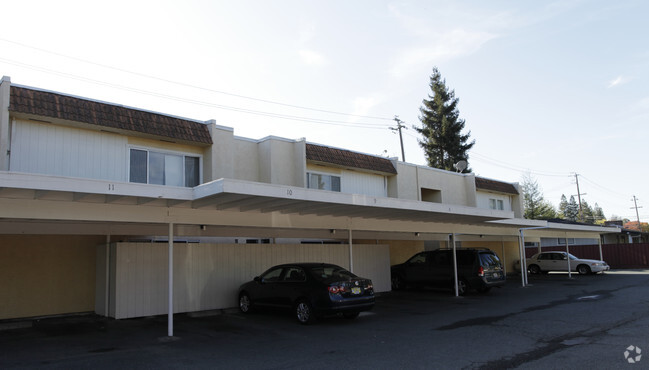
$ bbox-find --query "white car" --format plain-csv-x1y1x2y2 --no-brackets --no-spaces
526,251,610,275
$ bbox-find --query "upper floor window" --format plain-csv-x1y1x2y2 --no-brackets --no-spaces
129,148,200,187
489,198,504,210
307,172,340,192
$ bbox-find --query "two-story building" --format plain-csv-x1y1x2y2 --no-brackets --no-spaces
0,76,618,331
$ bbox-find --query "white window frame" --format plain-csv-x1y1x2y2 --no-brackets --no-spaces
306,171,342,192
128,146,202,187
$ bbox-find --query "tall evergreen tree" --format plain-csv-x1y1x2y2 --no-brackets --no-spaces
565,195,579,221
593,203,606,223
520,173,557,219
414,67,475,171
580,199,595,224
558,194,569,218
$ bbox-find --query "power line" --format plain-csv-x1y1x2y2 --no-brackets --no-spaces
469,151,573,178
0,57,392,130
0,37,393,121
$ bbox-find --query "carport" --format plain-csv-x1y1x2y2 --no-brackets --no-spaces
0,171,619,336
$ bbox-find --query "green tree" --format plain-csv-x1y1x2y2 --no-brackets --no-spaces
414,67,475,171
593,203,606,223
564,195,579,222
521,173,557,219
580,199,595,224
558,195,569,219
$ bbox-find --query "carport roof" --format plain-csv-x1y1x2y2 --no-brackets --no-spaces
0,171,620,237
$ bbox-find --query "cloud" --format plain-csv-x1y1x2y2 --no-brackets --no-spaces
298,49,327,67
607,75,629,88
389,29,497,77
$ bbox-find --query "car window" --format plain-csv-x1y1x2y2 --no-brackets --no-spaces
479,253,501,267
408,253,428,265
456,251,474,266
260,267,283,282
309,265,356,281
537,254,549,260
432,252,451,267
283,267,306,282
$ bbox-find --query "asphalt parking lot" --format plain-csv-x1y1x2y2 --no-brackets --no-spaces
1,270,648,369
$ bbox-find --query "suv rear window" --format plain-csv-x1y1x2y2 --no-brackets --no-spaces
479,252,501,267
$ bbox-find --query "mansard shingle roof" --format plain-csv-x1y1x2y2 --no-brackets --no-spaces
9,86,213,145
306,143,397,174
475,177,519,195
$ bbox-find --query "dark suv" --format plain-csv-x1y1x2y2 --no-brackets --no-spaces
390,248,506,295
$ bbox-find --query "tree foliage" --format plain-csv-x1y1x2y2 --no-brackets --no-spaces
414,67,475,172
521,173,557,219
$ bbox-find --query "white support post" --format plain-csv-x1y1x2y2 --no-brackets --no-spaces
598,238,603,262
168,222,174,337
451,234,459,297
501,239,506,276
105,234,111,317
348,228,353,273
565,235,572,279
518,230,527,287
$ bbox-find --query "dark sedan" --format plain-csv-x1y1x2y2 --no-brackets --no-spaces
238,263,375,324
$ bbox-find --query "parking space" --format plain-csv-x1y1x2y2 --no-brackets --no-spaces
2,270,649,369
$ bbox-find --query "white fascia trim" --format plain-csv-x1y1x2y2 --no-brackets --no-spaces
194,178,513,219
545,222,621,233
0,171,193,200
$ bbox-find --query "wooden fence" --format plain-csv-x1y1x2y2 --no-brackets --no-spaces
525,243,649,269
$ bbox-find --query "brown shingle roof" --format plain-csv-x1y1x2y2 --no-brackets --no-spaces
306,143,397,174
475,177,519,195
9,86,213,145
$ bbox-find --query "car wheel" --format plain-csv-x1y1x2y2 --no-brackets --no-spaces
477,286,491,293
529,264,541,274
239,292,253,313
391,275,404,290
295,299,315,325
456,279,468,296
343,312,360,320
577,264,591,275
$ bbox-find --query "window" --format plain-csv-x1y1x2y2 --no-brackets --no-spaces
489,198,504,210
557,238,575,245
307,172,341,192
129,148,200,187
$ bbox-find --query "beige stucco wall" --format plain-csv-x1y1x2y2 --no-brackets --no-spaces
389,162,475,207
0,235,103,320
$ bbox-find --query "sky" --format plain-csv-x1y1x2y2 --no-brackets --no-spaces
1,0,647,222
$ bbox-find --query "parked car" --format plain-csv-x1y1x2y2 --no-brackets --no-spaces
238,263,375,324
526,251,610,275
390,248,506,295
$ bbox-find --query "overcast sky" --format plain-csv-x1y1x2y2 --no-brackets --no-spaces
1,0,647,222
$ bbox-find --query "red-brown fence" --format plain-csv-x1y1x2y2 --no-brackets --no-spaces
525,243,649,269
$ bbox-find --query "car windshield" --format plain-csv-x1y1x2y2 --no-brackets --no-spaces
479,253,501,267
309,265,357,282
568,254,578,260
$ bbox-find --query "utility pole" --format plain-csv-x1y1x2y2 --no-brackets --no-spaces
573,173,585,222
390,116,406,162
631,195,642,227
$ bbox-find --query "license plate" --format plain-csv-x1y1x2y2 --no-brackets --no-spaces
493,273,499,278
351,287,361,295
